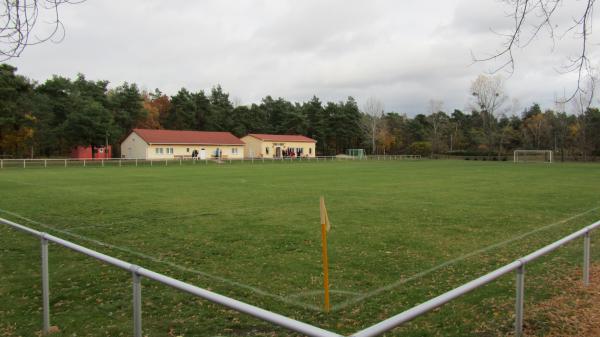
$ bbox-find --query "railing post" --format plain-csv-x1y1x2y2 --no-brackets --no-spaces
64,159,67,168
131,266,142,337
584,231,591,286
41,235,50,335
83,160,86,168
515,264,525,337
102,159,104,167
119,159,122,167
44,159,47,168
23,159,26,168
135,158,138,167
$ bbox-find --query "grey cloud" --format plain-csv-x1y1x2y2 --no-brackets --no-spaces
6,0,599,115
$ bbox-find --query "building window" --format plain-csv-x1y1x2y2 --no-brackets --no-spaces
155,148,160,154
231,148,238,154
167,148,173,154
186,148,190,153
309,148,312,154
265,147,269,155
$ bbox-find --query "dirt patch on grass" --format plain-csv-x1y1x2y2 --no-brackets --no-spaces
524,265,600,337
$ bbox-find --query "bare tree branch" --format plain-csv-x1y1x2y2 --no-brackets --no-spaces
0,0,84,61
475,0,596,101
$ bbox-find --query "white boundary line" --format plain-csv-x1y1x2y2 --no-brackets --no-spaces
65,211,221,232
287,290,361,300
329,205,600,311
0,208,324,311
3,205,597,313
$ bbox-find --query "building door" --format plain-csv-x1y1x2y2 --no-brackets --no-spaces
275,147,281,158
199,149,206,160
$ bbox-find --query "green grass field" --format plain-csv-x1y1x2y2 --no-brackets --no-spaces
1,159,600,336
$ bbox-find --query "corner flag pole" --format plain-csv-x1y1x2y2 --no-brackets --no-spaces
320,196,331,312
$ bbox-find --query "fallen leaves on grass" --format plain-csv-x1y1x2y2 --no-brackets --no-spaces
524,265,600,337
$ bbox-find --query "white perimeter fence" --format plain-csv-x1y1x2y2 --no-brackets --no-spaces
0,155,421,169
1,216,598,337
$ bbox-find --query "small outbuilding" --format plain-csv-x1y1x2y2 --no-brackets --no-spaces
241,134,316,158
71,145,112,159
120,129,245,160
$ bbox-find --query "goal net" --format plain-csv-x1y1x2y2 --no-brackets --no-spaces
347,149,366,158
513,150,553,163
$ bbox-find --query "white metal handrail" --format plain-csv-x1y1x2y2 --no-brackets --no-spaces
0,217,596,337
0,217,342,337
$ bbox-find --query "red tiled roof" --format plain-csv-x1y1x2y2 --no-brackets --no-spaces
130,129,244,145
246,134,316,143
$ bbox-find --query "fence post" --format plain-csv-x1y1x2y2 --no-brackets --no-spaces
515,264,525,337
84,160,86,168
119,159,122,167
41,235,50,335
44,159,47,168
135,158,138,167
584,231,591,286
23,159,26,168
179,159,182,166
102,159,104,167
131,266,142,337
64,159,67,168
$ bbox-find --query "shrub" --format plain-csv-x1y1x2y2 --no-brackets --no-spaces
408,141,432,157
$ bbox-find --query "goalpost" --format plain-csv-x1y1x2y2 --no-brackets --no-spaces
513,150,553,163
347,149,366,159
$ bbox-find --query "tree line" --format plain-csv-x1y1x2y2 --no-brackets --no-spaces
1,64,600,160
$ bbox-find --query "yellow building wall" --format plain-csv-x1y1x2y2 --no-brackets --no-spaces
120,132,149,159
241,136,263,158
241,136,316,158
146,144,244,159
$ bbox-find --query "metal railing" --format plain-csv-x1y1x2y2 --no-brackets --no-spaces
0,155,421,169
1,216,597,337
0,217,341,337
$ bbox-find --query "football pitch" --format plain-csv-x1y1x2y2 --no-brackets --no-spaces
1,159,600,336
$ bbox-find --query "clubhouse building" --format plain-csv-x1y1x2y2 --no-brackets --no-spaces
241,134,316,158
120,129,245,160
120,129,316,159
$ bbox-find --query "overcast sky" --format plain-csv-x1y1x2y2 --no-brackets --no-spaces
6,0,599,115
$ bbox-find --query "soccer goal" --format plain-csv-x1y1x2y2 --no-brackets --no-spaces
513,150,553,163
347,149,366,159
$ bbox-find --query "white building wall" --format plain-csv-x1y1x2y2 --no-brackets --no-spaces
146,144,244,159
120,132,149,159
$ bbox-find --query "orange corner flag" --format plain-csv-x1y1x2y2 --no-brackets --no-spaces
320,196,331,312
